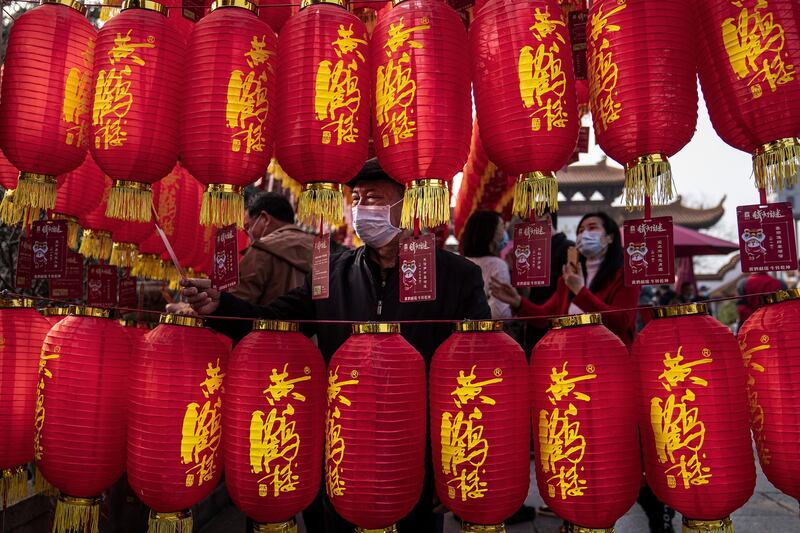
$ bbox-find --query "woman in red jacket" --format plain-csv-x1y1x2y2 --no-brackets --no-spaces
491,212,640,347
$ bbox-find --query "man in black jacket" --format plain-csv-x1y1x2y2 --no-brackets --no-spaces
182,159,490,532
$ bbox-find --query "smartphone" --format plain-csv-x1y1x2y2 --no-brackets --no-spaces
567,246,580,274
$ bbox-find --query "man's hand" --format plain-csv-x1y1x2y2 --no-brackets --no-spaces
180,278,221,316
165,302,197,316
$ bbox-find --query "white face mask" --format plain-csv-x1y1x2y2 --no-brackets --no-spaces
352,201,402,248
576,230,608,258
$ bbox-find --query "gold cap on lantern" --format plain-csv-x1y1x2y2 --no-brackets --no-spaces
0,297,36,309
354,527,398,533
455,320,504,333
253,320,300,332
763,288,800,305
566,526,616,533
159,314,205,328
211,0,257,12
148,510,193,533
550,313,602,329
462,524,506,533
254,518,298,533
121,0,168,15
352,323,400,335
300,0,346,9
682,517,733,533
41,0,87,14
653,303,708,319
41,306,70,317
68,306,112,319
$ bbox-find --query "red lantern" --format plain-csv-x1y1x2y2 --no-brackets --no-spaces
633,304,755,532
576,79,589,119
0,298,51,508
430,321,529,528
587,0,697,210
259,0,299,34
738,289,800,499
41,307,71,327
181,0,277,228
0,150,19,190
531,314,640,529
90,0,184,223
162,0,196,43
470,0,579,217
696,0,800,194
325,324,426,530
51,154,107,250
224,320,325,530
127,314,229,530
0,0,96,211
36,306,130,533
79,172,116,262
0,151,23,227
110,219,155,268
371,0,471,229
275,0,370,226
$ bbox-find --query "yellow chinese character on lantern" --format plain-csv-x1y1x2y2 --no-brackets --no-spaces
587,2,627,133
263,363,311,406
721,0,795,99
180,359,224,487
325,367,359,498
545,362,596,405
739,334,771,465
649,346,713,489
451,365,503,408
529,6,564,40
226,35,272,154
108,29,154,66
63,56,93,147
33,351,60,461
384,18,430,57
314,25,366,146
249,405,302,496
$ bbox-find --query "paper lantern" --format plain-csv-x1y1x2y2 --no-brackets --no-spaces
51,154,106,250
0,298,51,508
470,0,579,218
325,323,426,531
371,0,470,229
586,0,697,210
181,0,277,228
90,0,183,223
633,304,755,532
224,320,325,530
119,319,150,343
696,0,800,194
259,0,299,34
110,219,154,268
430,321,529,529
275,0,370,226
79,173,115,262
738,289,800,499
162,0,196,43
0,0,96,211
531,314,640,530
127,314,229,532
36,306,130,533
41,307,71,327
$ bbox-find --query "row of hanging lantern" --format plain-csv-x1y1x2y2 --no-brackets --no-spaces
6,299,799,532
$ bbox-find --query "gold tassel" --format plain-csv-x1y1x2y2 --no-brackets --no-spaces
512,172,558,218
682,517,733,533
16,172,57,211
400,179,450,230
165,264,181,290
106,181,152,223
110,242,140,268
201,184,243,228
79,230,113,261
623,154,674,211
461,524,506,533
0,189,23,226
1,465,28,509
298,182,343,228
52,495,100,533
133,253,166,281
254,519,298,533
753,137,800,193
354,527,397,533
51,214,80,250
34,465,59,497
148,510,193,533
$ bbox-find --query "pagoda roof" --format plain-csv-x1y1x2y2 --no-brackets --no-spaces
618,195,727,230
556,157,625,187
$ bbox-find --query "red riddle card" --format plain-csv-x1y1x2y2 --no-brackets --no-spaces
312,234,330,300
16,238,33,290
212,224,239,291
118,267,138,309
86,265,118,307
399,234,437,303
511,222,551,287
623,217,675,287
49,252,84,300
737,202,798,273
31,219,68,280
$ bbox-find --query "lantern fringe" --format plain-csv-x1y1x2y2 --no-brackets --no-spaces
34,466,58,497
1,466,27,508
110,242,140,268
79,230,113,261
254,519,298,533
298,185,343,228
624,156,674,211
201,188,243,228
148,511,193,533
0,189,22,226
753,138,800,194
400,181,450,229
53,495,100,533
106,184,152,223
52,215,80,250
16,172,57,211
682,517,733,533
461,524,505,533
166,264,181,291
133,254,166,281
512,172,558,218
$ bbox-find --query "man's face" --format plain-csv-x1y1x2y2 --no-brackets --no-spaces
352,179,404,228
243,211,267,245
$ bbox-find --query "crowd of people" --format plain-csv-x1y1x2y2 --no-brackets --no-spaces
177,160,785,533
